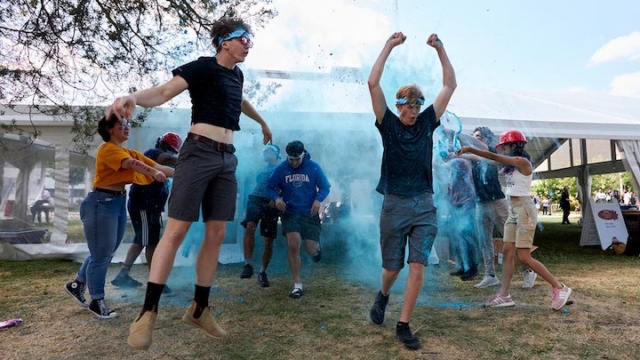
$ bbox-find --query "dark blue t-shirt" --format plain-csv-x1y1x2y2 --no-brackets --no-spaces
128,148,170,212
471,148,505,203
375,106,439,197
172,56,244,130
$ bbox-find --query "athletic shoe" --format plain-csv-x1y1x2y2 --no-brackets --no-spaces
449,268,464,276
111,274,143,288
88,299,118,319
257,271,270,287
369,291,389,325
460,267,479,281
396,322,421,350
551,285,572,310
522,269,537,289
289,287,304,299
487,294,515,307
128,310,157,350
162,285,172,294
474,275,500,289
182,301,227,338
312,248,322,263
240,264,254,279
64,280,88,307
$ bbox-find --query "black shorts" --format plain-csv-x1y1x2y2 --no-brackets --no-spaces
128,209,163,247
241,195,280,238
168,139,238,222
281,212,322,241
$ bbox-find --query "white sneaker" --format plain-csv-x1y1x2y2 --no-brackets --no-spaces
522,269,537,289
474,275,500,288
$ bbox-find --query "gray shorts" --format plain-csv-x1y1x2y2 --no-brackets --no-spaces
379,193,438,270
168,138,238,222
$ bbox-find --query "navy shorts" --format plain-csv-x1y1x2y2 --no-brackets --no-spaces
281,212,322,241
168,138,238,222
241,195,280,238
379,193,438,270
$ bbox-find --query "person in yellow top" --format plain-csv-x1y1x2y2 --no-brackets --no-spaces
64,114,175,319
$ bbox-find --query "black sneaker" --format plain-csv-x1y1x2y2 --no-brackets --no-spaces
289,287,303,299
240,264,254,278
312,248,322,263
111,274,143,288
162,285,172,294
64,280,88,307
460,267,479,281
88,299,118,319
369,291,389,325
396,322,421,350
258,271,270,287
449,268,465,276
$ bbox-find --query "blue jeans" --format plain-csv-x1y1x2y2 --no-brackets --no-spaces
75,191,127,299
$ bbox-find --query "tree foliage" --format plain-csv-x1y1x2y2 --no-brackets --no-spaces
0,0,279,153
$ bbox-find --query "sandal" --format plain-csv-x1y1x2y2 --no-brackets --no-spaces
289,288,303,299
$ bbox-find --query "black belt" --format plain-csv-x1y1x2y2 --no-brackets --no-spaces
94,188,126,196
187,132,236,154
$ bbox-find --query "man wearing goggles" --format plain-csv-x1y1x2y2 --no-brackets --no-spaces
106,17,273,351
367,31,457,351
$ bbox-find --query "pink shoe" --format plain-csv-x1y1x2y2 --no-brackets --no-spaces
551,285,572,310
488,294,515,307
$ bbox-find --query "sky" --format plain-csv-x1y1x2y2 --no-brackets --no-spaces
244,0,640,97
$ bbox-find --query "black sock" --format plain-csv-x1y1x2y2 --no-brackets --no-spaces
142,282,165,312
193,285,211,318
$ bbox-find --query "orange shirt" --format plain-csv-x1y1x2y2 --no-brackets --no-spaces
92,142,157,188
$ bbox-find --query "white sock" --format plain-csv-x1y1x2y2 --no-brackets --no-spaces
294,283,303,290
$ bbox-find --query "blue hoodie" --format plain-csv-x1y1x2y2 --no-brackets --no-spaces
267,151,331,215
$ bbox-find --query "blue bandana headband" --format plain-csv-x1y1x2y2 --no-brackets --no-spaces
217,28,250,47
396,97,425,106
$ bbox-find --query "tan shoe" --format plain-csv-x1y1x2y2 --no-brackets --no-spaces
128,310,157,350
182,301,227,339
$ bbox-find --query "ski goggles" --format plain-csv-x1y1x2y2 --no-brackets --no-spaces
396,97,425,106
217,29,253,48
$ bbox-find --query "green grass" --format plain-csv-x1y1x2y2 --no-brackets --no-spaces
1,216,640,359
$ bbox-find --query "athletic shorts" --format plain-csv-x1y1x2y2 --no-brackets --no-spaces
168,138,238,222
281,212,321,241
379,193,438,270
241,195,280,238
503,197,537,248
128,209,163,247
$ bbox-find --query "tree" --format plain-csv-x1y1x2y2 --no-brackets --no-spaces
0,0,279,153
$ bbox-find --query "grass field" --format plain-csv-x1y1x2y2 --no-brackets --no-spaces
1,215,639,359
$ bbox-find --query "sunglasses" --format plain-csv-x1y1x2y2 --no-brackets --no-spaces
396,97,425,106
117,121,131,129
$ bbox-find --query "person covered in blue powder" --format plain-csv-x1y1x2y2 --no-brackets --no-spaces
367,31,456,350
441,158,480,281
239,144,283,287
266,140,330,299
106,17,273,350
111,132,182,292
457,130,573,310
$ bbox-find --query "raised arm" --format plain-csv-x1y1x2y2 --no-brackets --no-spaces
242,98,273,145
105,76,189,120
368,32,406,123
428,34,457,119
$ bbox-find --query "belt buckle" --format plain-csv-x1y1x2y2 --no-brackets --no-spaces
216,142,226,152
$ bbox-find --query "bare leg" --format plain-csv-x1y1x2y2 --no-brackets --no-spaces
303,239,320,257
399,262,425,323
381,268,400,295
286,232,303,284
243,222,257,262
148,218,192,284
194,220,226,286
262,237,274,270
497,243,516,296
517,249,562,289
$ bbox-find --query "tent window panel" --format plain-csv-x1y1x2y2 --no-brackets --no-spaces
571,138,582,166
585,139,612,163
550,141,572,170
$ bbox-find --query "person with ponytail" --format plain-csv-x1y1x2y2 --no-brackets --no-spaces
457,130,573,310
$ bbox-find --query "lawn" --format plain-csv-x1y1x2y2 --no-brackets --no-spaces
1,215,639,359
